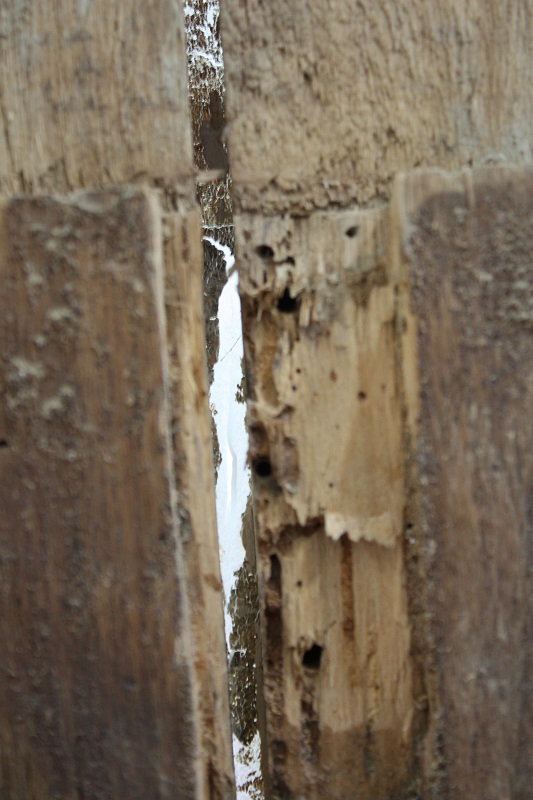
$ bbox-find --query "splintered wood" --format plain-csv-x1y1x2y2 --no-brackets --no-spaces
235,208,417,799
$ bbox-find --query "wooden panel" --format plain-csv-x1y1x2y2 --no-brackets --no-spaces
394,166,533,799
0,1,235,795
0,0,194,199
234,208,421,798
0,188,200,799
221,0,533,214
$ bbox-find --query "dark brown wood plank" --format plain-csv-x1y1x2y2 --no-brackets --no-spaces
0,188,199,799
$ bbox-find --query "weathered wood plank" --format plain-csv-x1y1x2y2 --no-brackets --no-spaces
221,1,533,215
0,0,195,199
394,165,533,799
232,208,421,798
0,2,234,796
0,188,202,798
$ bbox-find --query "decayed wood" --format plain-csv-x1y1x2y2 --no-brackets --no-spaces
232,209,420,798
393,165,533,799
221,0,533,215
0,188,200,799
0,0,195,200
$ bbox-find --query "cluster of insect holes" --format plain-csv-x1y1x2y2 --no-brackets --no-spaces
255,223,359,317
254,224,359,673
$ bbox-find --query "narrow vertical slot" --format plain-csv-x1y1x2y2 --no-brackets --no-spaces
184,3,264,797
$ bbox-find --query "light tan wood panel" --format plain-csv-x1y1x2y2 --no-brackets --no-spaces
221,1,533,215
232,207,420,799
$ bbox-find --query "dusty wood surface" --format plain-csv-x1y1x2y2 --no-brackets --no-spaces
393,165,533,799
0,0,195,203
233,209,421,798
0,188,201,799
221,1,533,215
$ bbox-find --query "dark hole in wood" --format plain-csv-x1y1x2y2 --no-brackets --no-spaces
302,643,323,670
0,440,8,449
345,225,359,239
256,244,274,260
270,554,281,583
286,256,295,265
271,739,288,766
358,391,367,400
254,458,272,478
277,289,298,313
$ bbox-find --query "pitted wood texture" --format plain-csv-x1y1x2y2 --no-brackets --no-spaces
0,188,222,799
221,1,533,215
238,209,403,547
0,1,194,200
394,166,533,799
237,208,418,799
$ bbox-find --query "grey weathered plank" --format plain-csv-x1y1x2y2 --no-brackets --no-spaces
395,166,533,799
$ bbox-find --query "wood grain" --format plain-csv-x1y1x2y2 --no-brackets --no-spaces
0,3,234,796
233,207,420,799
0,188,200,799
0,0,195,201
164,209,235,799
394,166,533,799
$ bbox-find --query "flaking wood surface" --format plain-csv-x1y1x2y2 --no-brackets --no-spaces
394,166,533,799
221,0,533,215
0,188,199,799
234,208,420,798
0,0,194,200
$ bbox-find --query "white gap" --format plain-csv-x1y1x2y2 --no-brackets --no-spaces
206,236,263,799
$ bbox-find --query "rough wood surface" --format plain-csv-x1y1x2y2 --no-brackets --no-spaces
221,1,533,215
0,0,195,202
393,165,533,799
0,3,234,796
0,188,201,799
234,209,421,798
